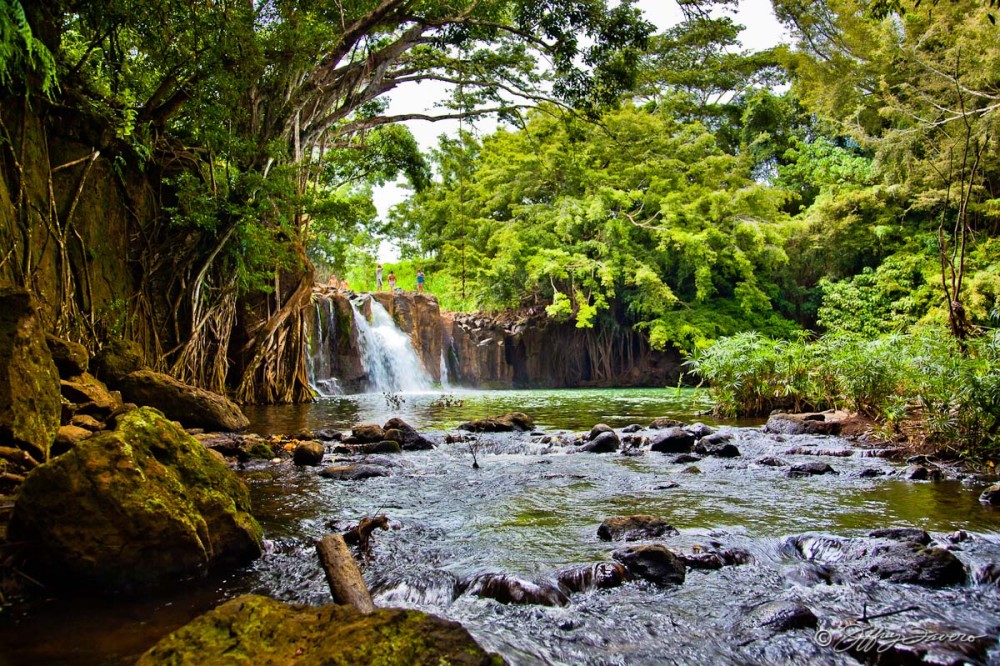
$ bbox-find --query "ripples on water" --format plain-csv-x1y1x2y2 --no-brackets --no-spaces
239,389,1000,665
2,389,1000,665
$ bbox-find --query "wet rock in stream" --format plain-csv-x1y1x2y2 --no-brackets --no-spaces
612,545,686,586
466,573,569,607
383,417,435,450
292,440,325,466
598,515,678,541
319,464,391,480
649,427,696,453
735,600,818,634
555,562,630,593
458,412,534,432
786,462,838,477
782,533,968,588
980,484,1000,505
579,430,620,453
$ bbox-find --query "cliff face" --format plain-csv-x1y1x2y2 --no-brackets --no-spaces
311,290,681,391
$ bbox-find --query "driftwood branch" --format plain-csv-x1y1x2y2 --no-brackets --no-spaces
316,534,376,613
0,447,40,470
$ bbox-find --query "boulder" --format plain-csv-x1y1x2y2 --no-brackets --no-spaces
44,333,89,376
466,573,569,607
589,423,615,439
694,439,741,458
69,413,104,431
868,527,932,546
903,465,941,481
649,427,696,453
137,594,501,666
648,417,685,429
0,287,61,461
382,417,434,450
350,423,386,443
458,412,534,432
117,370,249,431
293,441,325,466
786,462,838,478
580,431,619,453
612,545,686,586
60,373,121,416
356,441,402,455
319,465,391,481
684,423,716,438
555,562,630,593
764,413,842,436
980,484,1000,505
89,339,143,385
53,424,92,450
870,544,967,588
598,515,678,541
9,407,262,591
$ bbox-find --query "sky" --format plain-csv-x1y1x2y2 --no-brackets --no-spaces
372,0,790,261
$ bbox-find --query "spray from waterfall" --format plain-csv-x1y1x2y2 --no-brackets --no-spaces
440,350,451,389
351,296,432,393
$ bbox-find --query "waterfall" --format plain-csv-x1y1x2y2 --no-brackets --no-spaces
351,296,432,393
440,349,451,389
307,297,341,396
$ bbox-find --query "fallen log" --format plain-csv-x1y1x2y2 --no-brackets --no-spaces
0,447,39,470
316,534,375,614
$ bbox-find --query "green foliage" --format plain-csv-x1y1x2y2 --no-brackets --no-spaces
693,329,1000,462
0,0,57,95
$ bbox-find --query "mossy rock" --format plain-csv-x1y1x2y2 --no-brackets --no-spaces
90,339,144,385
9,407,262,591
0,288,61,461
137,594,505,666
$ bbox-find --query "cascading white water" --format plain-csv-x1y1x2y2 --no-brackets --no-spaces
440,350,451,389
307,297,341,396
352,297,432,393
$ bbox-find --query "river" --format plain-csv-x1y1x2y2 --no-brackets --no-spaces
1,388,999,665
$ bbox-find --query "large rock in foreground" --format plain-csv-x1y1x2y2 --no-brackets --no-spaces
0,287,61,461
117,370,249,431
137,594,503,666
10,407,262,591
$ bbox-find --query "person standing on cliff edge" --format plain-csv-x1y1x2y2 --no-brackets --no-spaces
376,264,383,291
387,270,397,292
416,268,426,293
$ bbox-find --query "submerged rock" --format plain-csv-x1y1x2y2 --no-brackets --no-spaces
556,562,630,593
902,464,941,481
670,453,701,464
598,515,678,541
736,600,818,633
383,417,435,450
117,370,249,431
756,456,787,467
137,594,502,665
612,545,686,586
355,441,402,455
0,287,61,461
621,424,643,434
649,427,696,453
319,464,391,481
466,573,569,606
648,417,685,429
870,543,967,587
458,412,534,432
9,407,262,591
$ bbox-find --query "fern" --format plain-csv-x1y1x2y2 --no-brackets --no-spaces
0,0,58,96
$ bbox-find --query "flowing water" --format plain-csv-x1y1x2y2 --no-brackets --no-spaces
350,297,432,393
2,389,1000,665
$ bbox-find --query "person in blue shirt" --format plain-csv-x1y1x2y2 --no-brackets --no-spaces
416,268,426,293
